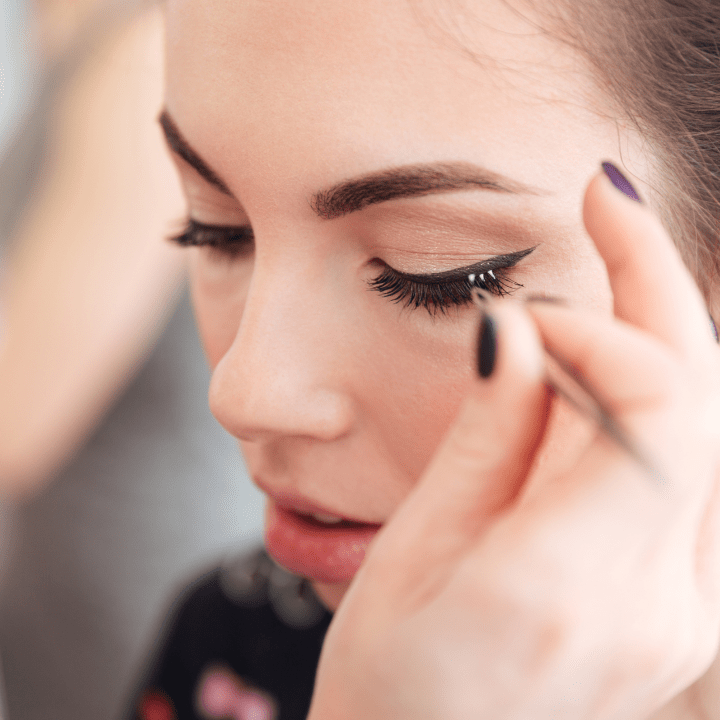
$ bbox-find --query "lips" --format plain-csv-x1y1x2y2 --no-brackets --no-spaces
264,499,382,584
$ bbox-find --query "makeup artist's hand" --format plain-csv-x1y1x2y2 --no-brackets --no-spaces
307,167,720,720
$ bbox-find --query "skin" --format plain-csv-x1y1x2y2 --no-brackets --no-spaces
164,0,631,602
0,5,185,495
162,0,720,716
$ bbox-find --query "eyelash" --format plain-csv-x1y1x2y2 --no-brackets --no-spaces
368,264,521,315
169,218,526,314
168,218,254,260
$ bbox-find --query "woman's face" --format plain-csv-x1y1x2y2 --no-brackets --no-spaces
163,0,648,610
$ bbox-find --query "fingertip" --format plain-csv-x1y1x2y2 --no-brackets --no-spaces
460,300,552,500
583,164,670,267
477,309,498,379
582,164,711,355
601,161,643,203
475,300,546,392
582,169,648,253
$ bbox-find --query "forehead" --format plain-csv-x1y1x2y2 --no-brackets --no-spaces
163,0,603,201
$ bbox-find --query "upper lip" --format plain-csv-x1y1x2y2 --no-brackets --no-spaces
255,477,382,525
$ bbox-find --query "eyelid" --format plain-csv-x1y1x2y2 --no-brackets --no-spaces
168,218,254,247
389,246,537,283
368,245,535,314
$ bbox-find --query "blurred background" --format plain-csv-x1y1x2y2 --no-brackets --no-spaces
0,1,264,718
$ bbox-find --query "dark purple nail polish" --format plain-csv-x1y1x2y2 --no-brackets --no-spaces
601,161,642,203
711,314,719,343
477,310,497,379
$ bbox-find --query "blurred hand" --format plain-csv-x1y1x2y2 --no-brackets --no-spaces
30,0,150,63
0,3,185,497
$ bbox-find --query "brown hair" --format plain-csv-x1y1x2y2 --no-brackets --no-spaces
525,0,720,311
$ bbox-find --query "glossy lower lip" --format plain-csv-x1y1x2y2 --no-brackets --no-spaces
264,501,382,584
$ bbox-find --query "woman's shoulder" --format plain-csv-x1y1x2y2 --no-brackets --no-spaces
125,545,332,720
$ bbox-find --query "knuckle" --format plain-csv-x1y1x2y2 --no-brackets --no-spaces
445,411,503,471
452,561,582,665
636,351,684,410
674,613,719,681
620,607,709,685
619,626,674,679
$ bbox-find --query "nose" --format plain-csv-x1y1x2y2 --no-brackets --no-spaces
208,261,357,444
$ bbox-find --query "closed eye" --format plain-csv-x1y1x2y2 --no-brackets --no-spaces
168,218,536,314
167,218,254,260
368,246,536,314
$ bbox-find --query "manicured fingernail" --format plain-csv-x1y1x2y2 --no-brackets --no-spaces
601,161,642,203
477,310,497,379
710,313,719,343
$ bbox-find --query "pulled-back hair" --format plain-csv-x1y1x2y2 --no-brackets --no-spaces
530,0,720,309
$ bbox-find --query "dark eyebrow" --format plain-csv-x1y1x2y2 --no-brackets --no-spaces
158,108,550,216
311,163,549,220
158,109,233,196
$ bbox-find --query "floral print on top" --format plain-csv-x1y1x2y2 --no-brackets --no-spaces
126,547,332,720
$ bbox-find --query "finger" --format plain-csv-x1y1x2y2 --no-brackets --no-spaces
453,440,683,628
453,308,689,613
527,301,686,492
528,301,679,418
584,168,713,359
367,300,550,605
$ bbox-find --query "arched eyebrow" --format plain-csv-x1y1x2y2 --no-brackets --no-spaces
159,110,233,195
311,162,550,219
158,109,552,219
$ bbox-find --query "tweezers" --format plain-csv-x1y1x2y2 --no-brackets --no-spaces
469,281,664,486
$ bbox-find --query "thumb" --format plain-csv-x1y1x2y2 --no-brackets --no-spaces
365,299,550,606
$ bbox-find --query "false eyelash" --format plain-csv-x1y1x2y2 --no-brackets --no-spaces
368,264,522,314
167,218,254,259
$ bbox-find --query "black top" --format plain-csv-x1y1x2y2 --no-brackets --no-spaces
125,547,332,720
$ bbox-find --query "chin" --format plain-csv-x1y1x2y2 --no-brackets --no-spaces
311,580,353,612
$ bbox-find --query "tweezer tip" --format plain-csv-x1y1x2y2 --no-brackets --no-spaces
468,274,492,308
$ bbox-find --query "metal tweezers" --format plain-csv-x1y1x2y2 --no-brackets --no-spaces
469,282,665,486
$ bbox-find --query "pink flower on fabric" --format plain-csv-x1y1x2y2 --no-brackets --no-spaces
198,666,276,720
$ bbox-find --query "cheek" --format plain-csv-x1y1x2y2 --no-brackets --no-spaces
361,313,478,483
312,580,352,612
188,251,250,368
